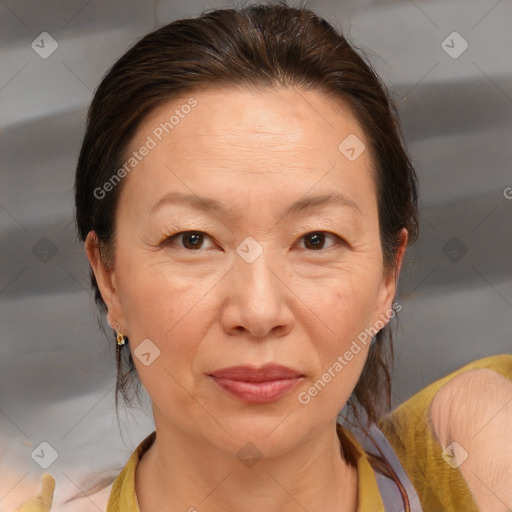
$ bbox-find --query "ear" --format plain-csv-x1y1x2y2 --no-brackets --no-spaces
373,227,409,327
85,231,126,331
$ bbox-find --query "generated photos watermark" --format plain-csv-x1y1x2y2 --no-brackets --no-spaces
298,301,402,405
93,97,198,200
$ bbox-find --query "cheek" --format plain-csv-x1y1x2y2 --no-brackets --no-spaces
118,255,197,336
116,256,221,386
118,270,203,409
308,267,380,344
298,269,379,402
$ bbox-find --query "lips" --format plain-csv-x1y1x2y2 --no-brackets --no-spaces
209,364,303,382
209,364,304,404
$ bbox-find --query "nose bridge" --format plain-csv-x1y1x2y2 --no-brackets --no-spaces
222,212,294,340
226,236,291,337
235,236,282,301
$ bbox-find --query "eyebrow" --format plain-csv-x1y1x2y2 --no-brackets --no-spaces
150,191,363,217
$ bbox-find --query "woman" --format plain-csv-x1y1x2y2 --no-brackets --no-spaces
15,3,512,512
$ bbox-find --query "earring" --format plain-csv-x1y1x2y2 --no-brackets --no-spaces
116,330,126,346
111,319,126,346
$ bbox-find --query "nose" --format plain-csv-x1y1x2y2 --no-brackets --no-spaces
220,245,294,340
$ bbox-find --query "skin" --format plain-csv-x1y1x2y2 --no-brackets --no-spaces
86,86,408,512
430,368,512,511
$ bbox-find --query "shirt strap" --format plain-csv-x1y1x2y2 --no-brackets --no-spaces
350,422,424,512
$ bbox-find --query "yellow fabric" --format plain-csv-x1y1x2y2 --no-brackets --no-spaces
17,354,511,511
106,429,156,512
13,474,55,512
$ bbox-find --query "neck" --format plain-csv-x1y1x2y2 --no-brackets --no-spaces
135,416,358,512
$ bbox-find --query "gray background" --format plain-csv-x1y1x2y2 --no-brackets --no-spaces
1,0,511,510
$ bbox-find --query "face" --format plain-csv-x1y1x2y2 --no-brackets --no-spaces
87,86,407,457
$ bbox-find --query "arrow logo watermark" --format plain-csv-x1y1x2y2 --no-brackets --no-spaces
31,441,59,469
134,338,161,366
31,32,58,59
338,134,366,162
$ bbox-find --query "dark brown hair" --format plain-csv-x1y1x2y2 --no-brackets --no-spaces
75,0,418,474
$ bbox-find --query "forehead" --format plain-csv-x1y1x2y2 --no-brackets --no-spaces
122,86,377,217
133,86,367,155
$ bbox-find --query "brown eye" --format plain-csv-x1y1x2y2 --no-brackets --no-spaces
300,232,342,251
165,231,214,250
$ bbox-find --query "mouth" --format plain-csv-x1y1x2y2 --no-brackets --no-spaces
208,364,304,404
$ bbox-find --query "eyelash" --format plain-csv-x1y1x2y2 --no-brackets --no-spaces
158,230,345,252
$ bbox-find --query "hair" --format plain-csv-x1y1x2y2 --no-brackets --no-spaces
71,1,419,505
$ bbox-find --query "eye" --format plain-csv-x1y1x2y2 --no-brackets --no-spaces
298,231,343,251
159,230,344,252
162,231,215,251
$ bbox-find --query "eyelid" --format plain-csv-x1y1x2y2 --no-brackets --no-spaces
154,223,181,244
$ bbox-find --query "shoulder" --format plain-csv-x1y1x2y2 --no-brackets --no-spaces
379,354,512,436
377,354,512,511
428,354,512,441
428,354,512,435
429,357,512,511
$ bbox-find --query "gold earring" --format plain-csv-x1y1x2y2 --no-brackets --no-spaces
116,330,126,346
112,320,126,346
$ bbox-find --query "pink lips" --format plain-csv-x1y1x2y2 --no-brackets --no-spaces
209,364,304,404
